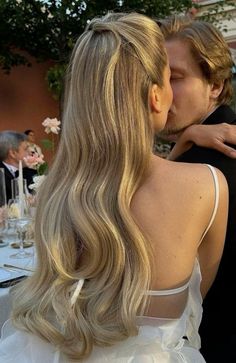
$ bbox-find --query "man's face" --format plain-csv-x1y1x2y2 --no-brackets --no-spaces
28,131,35,143
14,141,28,163
6,141,28,167
160,39,214,141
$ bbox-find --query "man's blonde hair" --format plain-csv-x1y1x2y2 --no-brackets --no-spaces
158,15,234,105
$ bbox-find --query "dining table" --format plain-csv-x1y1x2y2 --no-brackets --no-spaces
0,240,34,333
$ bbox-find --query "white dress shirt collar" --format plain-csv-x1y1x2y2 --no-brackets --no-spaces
2,162,18,176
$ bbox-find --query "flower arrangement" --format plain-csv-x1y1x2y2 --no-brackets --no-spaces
27,117,61,193
24,153,47,175
41,117,61,156
28,174,47,193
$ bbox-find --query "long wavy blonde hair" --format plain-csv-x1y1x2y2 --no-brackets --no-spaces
11,12,167,360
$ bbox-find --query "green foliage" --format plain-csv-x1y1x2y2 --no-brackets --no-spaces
41,138,54,150
0,0,205,98
198,0,235,32
37,161,48,175
46,64,67,100
121,0,194,17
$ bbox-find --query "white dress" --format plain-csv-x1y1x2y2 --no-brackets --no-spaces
0,165,219,363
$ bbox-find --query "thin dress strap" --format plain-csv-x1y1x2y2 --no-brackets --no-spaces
199,164,219,243
147,279,190,296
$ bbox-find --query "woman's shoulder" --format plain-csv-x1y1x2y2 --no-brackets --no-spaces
151,157,226,196
131,157,227,237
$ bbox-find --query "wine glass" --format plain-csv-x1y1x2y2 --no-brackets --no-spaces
7,198,33,259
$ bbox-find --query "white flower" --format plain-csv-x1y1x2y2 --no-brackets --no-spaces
42,117,61,134
29,175,46,192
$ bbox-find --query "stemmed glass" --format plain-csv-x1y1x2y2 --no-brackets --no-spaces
7,198,33,259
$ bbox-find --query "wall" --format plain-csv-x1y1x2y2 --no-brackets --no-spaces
196,0,236,47
0,55,59,162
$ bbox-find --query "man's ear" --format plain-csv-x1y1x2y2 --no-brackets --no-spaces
8,148,16,159
210,81,224,100
150,84,162,113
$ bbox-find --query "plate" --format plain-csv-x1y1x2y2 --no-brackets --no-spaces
10,241,33,249
0,241,8,248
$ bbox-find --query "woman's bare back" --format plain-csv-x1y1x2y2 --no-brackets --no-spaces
131,155,228,317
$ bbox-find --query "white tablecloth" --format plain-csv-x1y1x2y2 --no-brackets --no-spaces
0,242,34,331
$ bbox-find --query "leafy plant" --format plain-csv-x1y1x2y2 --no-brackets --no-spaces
0,0,196,98
1,1,233,100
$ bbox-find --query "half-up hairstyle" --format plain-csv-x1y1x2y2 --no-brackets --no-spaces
11,12,167,360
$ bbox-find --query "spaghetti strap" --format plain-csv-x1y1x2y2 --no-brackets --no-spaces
199,164,219,243
146,279,190,296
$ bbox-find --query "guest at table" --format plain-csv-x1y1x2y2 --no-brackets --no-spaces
0,131,36,201
0,12,229,362
24,129,43,157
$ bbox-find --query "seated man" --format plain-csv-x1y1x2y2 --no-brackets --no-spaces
0,131,36,202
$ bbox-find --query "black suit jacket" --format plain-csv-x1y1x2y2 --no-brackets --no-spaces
0,161,14,202
176,105,236,353
0,161,36,202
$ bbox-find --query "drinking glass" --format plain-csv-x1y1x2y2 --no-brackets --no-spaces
0,168,7,245
8,198,33,259
0,168,6,207
11,178,28,200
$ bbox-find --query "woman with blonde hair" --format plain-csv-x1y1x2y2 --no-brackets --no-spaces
0,12,228,362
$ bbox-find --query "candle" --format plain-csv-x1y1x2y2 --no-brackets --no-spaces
18,160,24,218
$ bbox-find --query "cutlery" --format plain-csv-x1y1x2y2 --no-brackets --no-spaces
2,263,33,272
